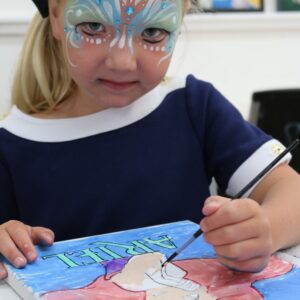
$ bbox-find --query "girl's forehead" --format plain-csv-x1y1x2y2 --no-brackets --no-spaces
64,0,183,17
65,0,182,6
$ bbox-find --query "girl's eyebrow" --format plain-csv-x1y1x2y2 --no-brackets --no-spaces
65,2,115,27
128,0,181,32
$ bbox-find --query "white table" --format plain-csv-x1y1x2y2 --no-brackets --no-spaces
1,244,300,299
0,280,21,299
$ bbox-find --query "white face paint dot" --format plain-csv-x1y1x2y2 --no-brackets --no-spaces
156,46,160,51
161,46,166,51
172,15,177,24
86,37,90,42
96,38,102,45
76,9,82,17
143,44,147,50
90,39,94,44
150,46,154,51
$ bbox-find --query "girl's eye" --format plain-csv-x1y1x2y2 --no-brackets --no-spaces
142,28,169,44
76,22,105,36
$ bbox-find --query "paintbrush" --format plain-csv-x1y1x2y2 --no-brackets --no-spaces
161,138,300,268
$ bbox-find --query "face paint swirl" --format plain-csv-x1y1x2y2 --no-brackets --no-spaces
64,0,183,64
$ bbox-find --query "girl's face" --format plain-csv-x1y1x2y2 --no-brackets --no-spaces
50,0,183,110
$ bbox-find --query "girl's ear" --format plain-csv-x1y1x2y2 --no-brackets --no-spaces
48,0,63,40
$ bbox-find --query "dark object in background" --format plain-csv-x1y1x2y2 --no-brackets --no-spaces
250,89,300,173
277,0,300,11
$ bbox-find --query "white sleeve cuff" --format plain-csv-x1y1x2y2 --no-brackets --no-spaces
226,139,292,198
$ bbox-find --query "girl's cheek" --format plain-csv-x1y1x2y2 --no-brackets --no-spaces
63,37,107,67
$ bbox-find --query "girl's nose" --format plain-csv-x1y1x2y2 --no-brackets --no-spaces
105,44,137,72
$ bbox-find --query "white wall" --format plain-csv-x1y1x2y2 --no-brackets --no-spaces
1,1,300,118
0,1,36,114
169,14,300,117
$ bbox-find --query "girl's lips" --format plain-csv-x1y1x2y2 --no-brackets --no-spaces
100,79,138,90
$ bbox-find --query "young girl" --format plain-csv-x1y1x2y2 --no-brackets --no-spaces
0,0,300,280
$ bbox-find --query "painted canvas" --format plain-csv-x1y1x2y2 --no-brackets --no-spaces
2,220,300,299
200,0,264,11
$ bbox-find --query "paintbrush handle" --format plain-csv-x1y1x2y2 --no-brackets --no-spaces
162,228,203,266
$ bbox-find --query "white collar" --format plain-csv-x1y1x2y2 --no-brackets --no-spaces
1,77,185,142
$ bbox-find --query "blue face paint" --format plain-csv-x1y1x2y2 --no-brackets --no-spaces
64,0,183,59
126,0,182,55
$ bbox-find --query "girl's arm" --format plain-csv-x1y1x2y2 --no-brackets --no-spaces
251,163,300,252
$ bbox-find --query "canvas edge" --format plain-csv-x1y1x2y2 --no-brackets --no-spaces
275,252,300,267
4,264,40,299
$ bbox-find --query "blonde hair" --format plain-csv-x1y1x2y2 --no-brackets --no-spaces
11,0,197,114
11,12,74,113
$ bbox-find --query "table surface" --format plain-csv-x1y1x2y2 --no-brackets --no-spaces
0,281,21,299
1,244,300,299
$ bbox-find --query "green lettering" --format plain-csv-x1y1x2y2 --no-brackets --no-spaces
79,248,105,265
92,241,145,255
144,235,176,249
42,253,79,268
131,241,154,253
97,246,123,259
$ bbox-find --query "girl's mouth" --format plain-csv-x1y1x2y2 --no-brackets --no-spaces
100,79,138,91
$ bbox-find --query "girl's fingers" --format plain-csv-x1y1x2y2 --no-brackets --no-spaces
218,254,270,273
201,199,260,232
5,222,38,263
202,196,230,216
0,221,54,272
204,216,270,246
0,229,27,268
30,227,55,246
214,236,272,262
0,262,8,279
201,198,272,273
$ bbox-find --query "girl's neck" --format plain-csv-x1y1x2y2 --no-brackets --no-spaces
31,90,106,119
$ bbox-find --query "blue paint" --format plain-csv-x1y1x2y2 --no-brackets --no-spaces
161,2,169,9
125,6,134,15
253,267,300,300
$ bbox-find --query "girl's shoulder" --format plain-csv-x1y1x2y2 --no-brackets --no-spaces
163,74,214,92
165,74,223,108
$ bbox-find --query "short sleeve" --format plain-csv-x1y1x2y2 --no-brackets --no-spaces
185,76,288,195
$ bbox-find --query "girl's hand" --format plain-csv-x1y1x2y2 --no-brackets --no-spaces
200,196,273,273
0,220,54,279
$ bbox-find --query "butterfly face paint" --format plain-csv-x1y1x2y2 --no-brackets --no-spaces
64,0,183,66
